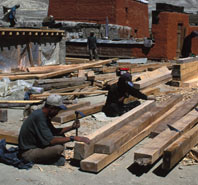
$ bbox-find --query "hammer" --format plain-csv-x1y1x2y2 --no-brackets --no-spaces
75,110,85,136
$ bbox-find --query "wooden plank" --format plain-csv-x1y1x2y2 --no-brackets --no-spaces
0,100,42,104
162,124,198,170
0,129,18,144
80,96,182,173
31,91,108,100
74,101,156,160
52,102,105,124
27,64,77,73
49,83,90,93
66,57,90,64
94,73,117,81
133,72,171,90
36,81,86,91
38,58,117,79
58,101,91,114
151,95,198,137
34,77,86,85
134,108,198,166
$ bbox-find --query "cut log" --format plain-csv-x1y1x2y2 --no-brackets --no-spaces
134,107,198,166
0,129,18,144
74,101,156,160
52,102,105,124
162,124,198,170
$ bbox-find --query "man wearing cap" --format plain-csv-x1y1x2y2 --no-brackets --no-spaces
18,94,90,166
103,72,156,117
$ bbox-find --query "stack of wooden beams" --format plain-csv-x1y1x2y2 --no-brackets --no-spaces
0,59,116,81
74,95,183,173
172,57,198,87
133,66,172,90
133,94,198,171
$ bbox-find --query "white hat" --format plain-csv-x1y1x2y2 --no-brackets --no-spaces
46,94,67,110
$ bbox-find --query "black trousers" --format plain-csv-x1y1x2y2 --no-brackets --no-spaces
103,100,141,117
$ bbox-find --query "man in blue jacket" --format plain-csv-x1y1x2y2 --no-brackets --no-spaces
7,4,20,27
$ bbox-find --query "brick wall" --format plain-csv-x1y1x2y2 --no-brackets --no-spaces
48,0,116,23
147,12,189,59
115,0,149,37
48,0,149,37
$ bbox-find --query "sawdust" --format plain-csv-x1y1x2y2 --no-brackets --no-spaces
181,145,198,166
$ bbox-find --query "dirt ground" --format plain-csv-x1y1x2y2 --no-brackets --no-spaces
0,83,198,185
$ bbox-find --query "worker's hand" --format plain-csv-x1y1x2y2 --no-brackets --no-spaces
75,136,90,144
72,119,80,129
147,95,156,101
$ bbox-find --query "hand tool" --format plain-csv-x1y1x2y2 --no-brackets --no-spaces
75,110,85,136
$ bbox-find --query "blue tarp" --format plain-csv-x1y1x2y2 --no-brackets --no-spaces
0,139,33,169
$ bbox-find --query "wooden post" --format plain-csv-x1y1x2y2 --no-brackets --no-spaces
37,46,42,66
17,45,21,67
27,42,34,67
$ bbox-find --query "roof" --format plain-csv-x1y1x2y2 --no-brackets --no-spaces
135,0,148,4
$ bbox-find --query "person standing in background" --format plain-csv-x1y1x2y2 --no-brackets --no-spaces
87,31,99,61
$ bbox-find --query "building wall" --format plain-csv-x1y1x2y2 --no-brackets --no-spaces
115,0,149,37
48,0,149,37
48,0,116,23
147,12,189,60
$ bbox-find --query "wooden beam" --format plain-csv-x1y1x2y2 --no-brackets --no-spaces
0,129,18,144
49,83,90,93
74,101,156,160
162,124,198,170
134,107,198,166
52,102,104,124
133,71,171,90
26,43,34,67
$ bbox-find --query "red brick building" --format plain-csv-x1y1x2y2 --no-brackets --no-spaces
130,4,198,60
48,0,149,38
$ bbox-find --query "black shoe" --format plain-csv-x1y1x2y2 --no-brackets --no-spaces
53,156,66,166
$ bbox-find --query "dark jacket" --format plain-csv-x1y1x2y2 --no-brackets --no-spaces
87,36,97,49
